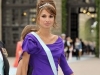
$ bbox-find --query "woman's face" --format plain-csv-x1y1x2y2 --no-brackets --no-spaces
38,9,54,29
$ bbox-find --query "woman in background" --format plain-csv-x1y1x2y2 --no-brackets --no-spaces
16,25,38,75
13,25,38,67
74,38,82,60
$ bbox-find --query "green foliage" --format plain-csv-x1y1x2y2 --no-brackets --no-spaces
96,23,99,57
84,18,96,42
62,0,67,33
85,19,93,41
95,0,100,57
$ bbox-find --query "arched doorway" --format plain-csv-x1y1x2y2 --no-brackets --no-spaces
67,0,96,40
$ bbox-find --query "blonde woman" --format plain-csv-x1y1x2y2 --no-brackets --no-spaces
16,25,38,75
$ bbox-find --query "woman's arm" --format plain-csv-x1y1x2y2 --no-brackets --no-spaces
21,52,30,75
16,59,22,75
59,52,74,75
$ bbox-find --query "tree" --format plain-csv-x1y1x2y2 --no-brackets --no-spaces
62,0,67,33
95,0,100,57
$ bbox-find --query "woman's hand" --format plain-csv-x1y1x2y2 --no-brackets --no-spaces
70,73,74,75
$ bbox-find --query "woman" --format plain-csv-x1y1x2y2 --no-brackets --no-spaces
0,47,9,75
16,25,38,75
74,38,82,60
13,25,38,68
13,40,23,67
20,0,74,75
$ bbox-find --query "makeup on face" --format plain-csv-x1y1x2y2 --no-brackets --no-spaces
39,10,54,27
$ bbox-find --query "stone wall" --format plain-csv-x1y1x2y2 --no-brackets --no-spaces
0,0,62,41
52,0,62,35
79,14,92,40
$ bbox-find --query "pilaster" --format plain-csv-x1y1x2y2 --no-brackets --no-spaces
52,0,62,35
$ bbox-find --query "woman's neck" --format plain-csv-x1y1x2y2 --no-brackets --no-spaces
37,29,52,37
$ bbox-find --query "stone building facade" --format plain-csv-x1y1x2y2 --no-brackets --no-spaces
0,0,62,40
0,0,62,56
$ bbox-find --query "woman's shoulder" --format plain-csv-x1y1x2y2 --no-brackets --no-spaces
52,34,63,44
24,32,42,44
24,32,36,40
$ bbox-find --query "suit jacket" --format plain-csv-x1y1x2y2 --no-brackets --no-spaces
0,48,9,75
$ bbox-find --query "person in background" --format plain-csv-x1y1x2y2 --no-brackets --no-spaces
13,40,23,67
68,39,73,60
61,33,66,43
61,33,68,57
74,38,82,60
0,41,8,57
16,25,38,75
80,39,85,55
0,41,9,75
64,36,73,60
19,0,74,75
13,25,38,67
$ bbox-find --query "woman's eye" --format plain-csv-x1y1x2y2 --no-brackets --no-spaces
41,15,54,18
49,15,54,18
41,15,46,18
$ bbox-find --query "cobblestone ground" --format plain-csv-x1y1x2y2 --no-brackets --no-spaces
58,55,100,75
69,58,100,75
8,55,100,75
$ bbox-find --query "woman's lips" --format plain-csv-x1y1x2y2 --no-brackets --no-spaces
44,23,50,26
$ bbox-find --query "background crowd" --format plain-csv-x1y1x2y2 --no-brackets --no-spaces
61,33,96,60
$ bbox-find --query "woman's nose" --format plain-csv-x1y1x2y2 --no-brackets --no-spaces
45,17,50,21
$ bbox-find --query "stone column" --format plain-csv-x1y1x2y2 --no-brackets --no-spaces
52,0,62,35
0,0,2,40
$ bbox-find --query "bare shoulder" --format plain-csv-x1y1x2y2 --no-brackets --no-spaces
51,34,60,43
52,34,63,42
52,34,63,44
52,34,58,39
